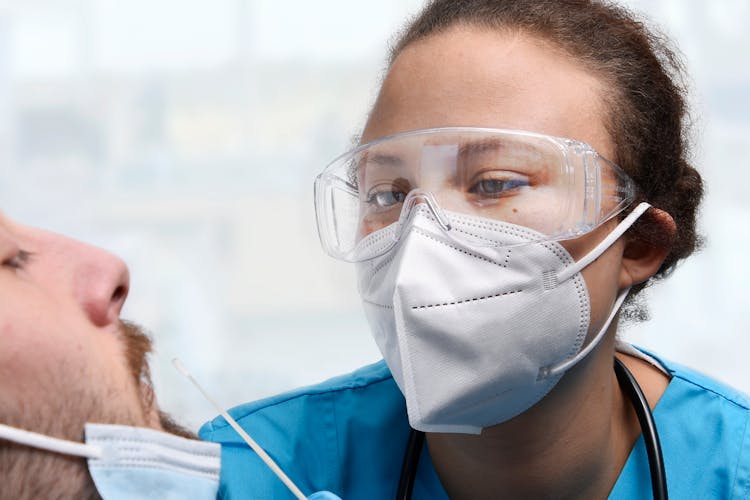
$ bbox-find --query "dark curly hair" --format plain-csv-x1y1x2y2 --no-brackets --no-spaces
387,0,704,298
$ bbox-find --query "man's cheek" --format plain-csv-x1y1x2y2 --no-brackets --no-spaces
0,320,28,374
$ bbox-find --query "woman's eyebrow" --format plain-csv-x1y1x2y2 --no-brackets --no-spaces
457,138,546,165
348,152,406,187
352,152,405,177
458,138,509,157
361,152,405,167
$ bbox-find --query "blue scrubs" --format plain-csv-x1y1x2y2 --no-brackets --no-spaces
200,349,750,499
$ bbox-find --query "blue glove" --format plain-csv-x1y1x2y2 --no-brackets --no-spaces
308,491,342,500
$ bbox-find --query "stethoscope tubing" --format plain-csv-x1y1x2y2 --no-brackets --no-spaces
397,427,424,500
397,359,668,499
614,357,668,500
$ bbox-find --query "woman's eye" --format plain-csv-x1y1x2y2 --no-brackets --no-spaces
3,250,32,270
470,178,528,196
366,190,407,209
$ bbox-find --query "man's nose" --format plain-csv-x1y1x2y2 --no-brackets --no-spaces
69,241,131,328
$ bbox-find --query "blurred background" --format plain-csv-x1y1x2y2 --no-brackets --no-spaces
0,0,747,431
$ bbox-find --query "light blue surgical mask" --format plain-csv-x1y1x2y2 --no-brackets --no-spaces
0,422,221,500
86,423,221,500
1,421,343,500
2,359,344,500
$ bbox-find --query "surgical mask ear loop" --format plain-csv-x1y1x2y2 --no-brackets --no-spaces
0,423,103,459
172,359,308,500
538,202,651,380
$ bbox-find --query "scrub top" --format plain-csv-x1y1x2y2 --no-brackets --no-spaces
199,347,750,499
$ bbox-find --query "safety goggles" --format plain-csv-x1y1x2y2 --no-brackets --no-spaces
314,128,637,262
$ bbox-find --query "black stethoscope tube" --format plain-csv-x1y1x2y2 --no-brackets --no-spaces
397,426,425,500
397,358,668,499
613,357,668,500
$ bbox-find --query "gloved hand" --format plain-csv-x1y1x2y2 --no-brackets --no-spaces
308,491,343,500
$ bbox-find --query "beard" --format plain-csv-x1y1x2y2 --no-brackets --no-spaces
0,321,193,499
120,320,195,439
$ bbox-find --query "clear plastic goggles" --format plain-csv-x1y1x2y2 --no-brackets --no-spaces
314,128,637,262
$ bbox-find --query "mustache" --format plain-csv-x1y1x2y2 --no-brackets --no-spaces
118,320,195,439
119,320,155,411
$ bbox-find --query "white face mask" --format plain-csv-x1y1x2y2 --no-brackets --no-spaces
356,202,649,434
0,422,221,499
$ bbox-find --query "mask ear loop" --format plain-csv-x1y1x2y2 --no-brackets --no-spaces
0,423,103,459
539,287,629,380
557,202,651,283
538,202,651,380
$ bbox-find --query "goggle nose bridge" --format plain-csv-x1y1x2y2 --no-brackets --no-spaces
399,189,453,232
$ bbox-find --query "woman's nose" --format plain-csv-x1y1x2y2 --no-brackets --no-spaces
69,241,131,328
403,189,452,231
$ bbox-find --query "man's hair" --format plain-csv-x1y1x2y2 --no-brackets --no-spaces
388,0,704,300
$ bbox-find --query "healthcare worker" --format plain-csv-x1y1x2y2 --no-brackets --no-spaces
201,0,750,498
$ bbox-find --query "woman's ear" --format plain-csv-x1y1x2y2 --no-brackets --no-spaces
619,208,676,288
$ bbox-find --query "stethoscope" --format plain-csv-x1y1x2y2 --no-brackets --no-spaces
396,358,668,500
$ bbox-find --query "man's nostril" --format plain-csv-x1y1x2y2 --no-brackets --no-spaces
112,285,127,303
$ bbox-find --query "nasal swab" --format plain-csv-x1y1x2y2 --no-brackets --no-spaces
172,358,307,500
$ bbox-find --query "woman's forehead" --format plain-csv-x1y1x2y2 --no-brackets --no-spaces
363,26,614,160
